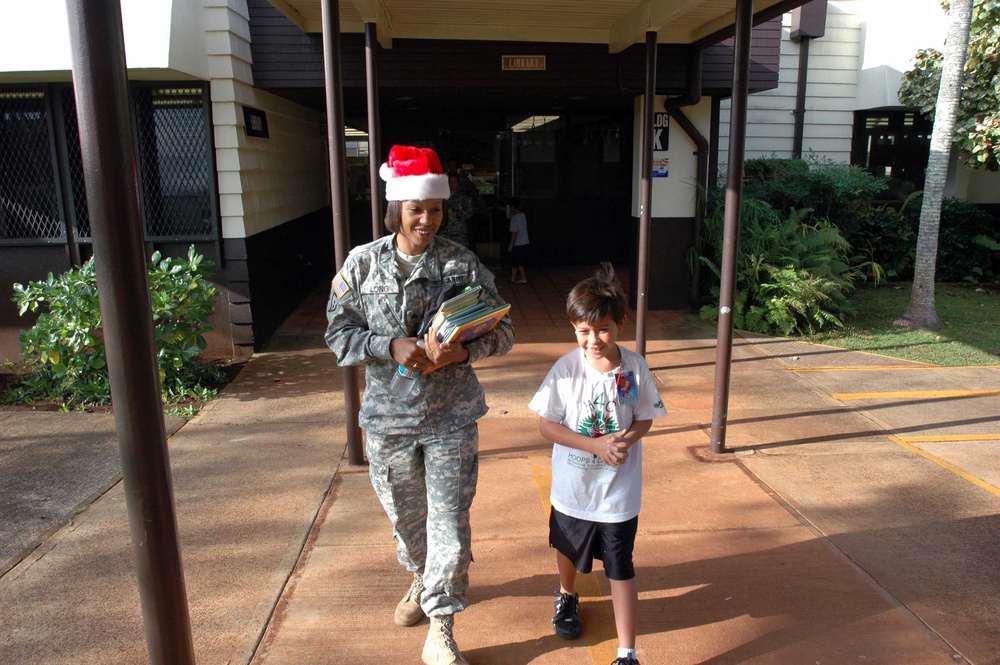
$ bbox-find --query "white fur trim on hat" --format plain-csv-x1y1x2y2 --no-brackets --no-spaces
380,166,450,201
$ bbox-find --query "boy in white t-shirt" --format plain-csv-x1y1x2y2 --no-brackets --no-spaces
528,262,666,665
507,196,530,284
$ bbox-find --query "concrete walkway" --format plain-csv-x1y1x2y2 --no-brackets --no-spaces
2,266,999,664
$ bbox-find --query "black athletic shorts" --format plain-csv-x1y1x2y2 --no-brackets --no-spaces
510,243,528,267
549,508,638,581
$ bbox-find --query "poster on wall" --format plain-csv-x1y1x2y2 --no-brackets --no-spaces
653,153,669,178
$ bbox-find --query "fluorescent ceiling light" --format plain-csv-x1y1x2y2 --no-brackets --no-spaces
510,115,560,133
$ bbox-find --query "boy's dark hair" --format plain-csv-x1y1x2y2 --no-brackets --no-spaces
509,196,521,210
566,262,628,325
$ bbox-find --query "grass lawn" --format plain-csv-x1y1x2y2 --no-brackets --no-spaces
808,282,1000,366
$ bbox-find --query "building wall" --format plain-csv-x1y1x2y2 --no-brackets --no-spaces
717,3,862,167
0,0,335,361
205,0,331,353
627,96,712,310
4,0,335,240
715,0,1000,206
632,96,711,219
206,0,328,240
246,0,784,100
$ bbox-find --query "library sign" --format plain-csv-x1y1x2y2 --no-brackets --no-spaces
502,55,546,71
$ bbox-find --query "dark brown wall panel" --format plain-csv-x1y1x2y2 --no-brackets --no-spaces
247,0,783,109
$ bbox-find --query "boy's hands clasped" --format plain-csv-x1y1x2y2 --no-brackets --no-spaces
594,433,630,467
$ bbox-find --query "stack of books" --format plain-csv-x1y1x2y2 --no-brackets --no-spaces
421,285,510,374
429,285,511,344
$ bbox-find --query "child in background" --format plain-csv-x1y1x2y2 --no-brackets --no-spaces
507,196,529,284
528,262,666,665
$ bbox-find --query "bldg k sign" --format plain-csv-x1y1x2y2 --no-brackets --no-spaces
653,112,669,151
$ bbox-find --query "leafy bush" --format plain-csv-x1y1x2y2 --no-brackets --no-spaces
698,201,858,336
737,158,1000,284
837,202,916,280
8,245,223,409
900,194,1000,282
742,156,888,228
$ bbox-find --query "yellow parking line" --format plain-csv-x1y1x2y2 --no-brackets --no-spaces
897,434,1000,443
833,389,1000,400
890,436,1000,498
787,365,941,372
531,463,618,664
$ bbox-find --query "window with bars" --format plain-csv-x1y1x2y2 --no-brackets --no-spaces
851,110,931,188
0,89,65,242
134,86,215,240
0,83,217,245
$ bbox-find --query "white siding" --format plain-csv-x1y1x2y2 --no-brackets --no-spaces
718,3,861,169
205,0,329,240
714,0,1000,209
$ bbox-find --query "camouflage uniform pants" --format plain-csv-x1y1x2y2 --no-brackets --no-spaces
365,423,479,616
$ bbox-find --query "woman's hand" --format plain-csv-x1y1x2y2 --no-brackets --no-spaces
423,326,470,369
390,337,431,373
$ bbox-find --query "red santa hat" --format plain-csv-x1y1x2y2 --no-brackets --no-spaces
379,145,451,201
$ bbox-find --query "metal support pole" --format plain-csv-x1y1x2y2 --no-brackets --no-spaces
710,0,754,454
709,96,721,192
635,30,657,357
365,22,383,239
322,0,365,465
64,2,196,662
792,35,810,159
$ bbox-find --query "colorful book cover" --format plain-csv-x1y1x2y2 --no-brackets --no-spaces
422,293,511,374
440,303,511,343
438,302,491,331
428,285,483,332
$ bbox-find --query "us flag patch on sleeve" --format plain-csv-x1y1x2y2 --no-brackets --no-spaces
332,272,352,299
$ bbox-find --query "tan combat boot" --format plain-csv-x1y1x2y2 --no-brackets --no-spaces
421,615,469,665
394,572,425,626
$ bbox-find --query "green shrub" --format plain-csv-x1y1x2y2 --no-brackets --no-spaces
8,245,223,409
743,158,813,211
698,201,858,336
735,158,1000,284
838,202,916,280
900,194,1000,282
742,156,887,228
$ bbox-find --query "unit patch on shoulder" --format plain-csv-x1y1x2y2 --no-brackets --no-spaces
332,272,352,299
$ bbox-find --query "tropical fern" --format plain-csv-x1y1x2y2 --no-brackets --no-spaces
698,197,858,336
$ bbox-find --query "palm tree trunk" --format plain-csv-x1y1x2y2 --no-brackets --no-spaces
894,0,973,331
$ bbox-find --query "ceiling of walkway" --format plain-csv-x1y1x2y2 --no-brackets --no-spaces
269,0,805,50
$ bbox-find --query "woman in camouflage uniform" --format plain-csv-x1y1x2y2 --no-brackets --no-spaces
325,145,513,665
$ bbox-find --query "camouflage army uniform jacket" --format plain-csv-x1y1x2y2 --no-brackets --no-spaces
325,234,514,435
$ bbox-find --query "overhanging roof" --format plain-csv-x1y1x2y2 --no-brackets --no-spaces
268,0,806,52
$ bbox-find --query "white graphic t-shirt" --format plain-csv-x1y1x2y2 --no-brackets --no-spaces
529,346,666,523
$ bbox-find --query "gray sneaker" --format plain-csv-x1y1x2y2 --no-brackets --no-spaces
421,615,469,665
394,572,425,626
